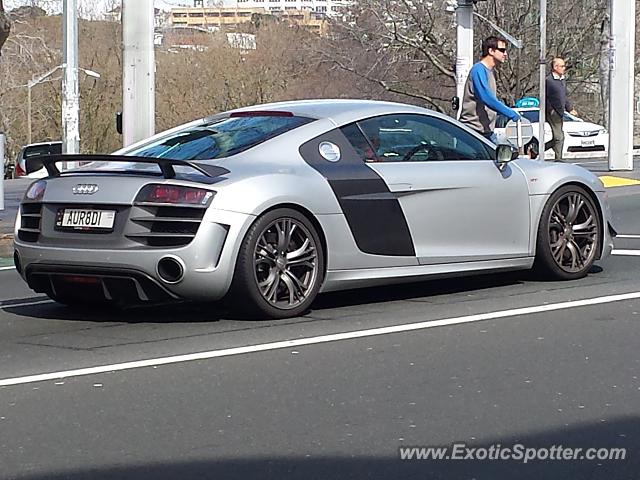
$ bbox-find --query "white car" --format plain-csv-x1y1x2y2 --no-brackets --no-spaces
13,141,62,178
496,107,608,159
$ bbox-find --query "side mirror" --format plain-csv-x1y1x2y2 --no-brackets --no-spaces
451,96,460,112
26,157,44,174
495,144,518,170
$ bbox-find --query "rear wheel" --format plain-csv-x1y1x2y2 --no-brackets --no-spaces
229,208,324,319
533,185,601,280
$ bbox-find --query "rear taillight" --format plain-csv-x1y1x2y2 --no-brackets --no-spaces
15,163,25,177
135,184,215,206
24,180,46,201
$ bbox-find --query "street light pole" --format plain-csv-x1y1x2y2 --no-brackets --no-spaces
454,0,473,119
27,86,31,144
122,0,155,147
608,0,635,171
539,0,546,160
62,0,79,169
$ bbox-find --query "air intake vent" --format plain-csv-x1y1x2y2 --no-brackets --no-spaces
126,205,206,247
18,203,42,242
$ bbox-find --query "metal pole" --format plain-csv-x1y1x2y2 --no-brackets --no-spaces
608,0,635,171
0,133,5,210
62,0,79,170
455,0,473,119
27,85,32,144
122,0,155,147
538,0,546,160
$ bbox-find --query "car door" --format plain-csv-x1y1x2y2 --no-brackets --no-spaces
352,113,531,264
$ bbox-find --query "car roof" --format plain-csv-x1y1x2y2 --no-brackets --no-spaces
22,141,62,148
226,99,438,126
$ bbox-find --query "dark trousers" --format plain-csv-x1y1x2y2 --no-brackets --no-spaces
544,110,564,160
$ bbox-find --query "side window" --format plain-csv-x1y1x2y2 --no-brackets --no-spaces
340,123,379,162
354,114,492,162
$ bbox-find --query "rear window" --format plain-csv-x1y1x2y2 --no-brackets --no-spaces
126,114,314,161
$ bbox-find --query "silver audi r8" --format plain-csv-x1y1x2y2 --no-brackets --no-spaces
14,99,615,318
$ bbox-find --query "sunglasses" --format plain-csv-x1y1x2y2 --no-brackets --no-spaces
494,47,508,53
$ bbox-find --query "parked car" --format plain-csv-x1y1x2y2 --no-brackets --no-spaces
14,100,614,318
495,107,608,159
13,141,62,178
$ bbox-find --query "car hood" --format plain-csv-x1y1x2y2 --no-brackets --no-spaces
562,121,604,133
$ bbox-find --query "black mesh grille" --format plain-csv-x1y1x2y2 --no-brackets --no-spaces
567,145,606,152
18,203,42,242
126,204,206,247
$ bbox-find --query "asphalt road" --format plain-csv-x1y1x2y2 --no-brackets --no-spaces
1,183,640,479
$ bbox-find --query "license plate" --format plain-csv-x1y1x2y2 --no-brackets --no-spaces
57,209,116,230
581,139,596,147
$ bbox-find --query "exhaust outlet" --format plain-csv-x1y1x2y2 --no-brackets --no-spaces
157,256,185,284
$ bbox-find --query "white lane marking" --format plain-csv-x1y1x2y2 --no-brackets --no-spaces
1,299,52,308
616,235,640,239
2,291,640,387
612,249,640,256
0,266,15,271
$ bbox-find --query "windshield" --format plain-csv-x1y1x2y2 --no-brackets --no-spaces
126,114,314,161
22,143,62,159
520,110,539,123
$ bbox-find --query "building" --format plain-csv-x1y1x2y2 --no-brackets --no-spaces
170,5,329,35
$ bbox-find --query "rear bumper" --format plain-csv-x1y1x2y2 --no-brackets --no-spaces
14,208,255,303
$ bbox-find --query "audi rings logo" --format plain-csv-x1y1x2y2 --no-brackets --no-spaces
72,184,99,195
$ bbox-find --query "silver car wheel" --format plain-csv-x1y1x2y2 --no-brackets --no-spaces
548,191,598,273
254,217,319,310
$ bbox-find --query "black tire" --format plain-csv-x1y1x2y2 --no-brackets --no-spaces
533,185,601,280
228,208,325,319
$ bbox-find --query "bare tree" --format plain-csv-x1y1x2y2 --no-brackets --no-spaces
318,0,609,118
314,0,458,112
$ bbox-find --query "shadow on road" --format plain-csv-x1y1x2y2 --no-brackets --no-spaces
1,271,529,324
312,271,528,311
15,416,637,479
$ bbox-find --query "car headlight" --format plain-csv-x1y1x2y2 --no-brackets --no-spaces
596,128,607,135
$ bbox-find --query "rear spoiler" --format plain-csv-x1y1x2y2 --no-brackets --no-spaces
37,155,230,180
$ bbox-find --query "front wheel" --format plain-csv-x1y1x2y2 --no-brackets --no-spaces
533,185,601,280
229,208,324,319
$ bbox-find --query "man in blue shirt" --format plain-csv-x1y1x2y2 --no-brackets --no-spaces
459,36,520,143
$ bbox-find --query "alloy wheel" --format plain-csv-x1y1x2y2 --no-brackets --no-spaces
547,191,599,273
253,217,319,310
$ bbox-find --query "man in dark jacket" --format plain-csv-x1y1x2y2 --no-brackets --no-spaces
545,57,577,161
